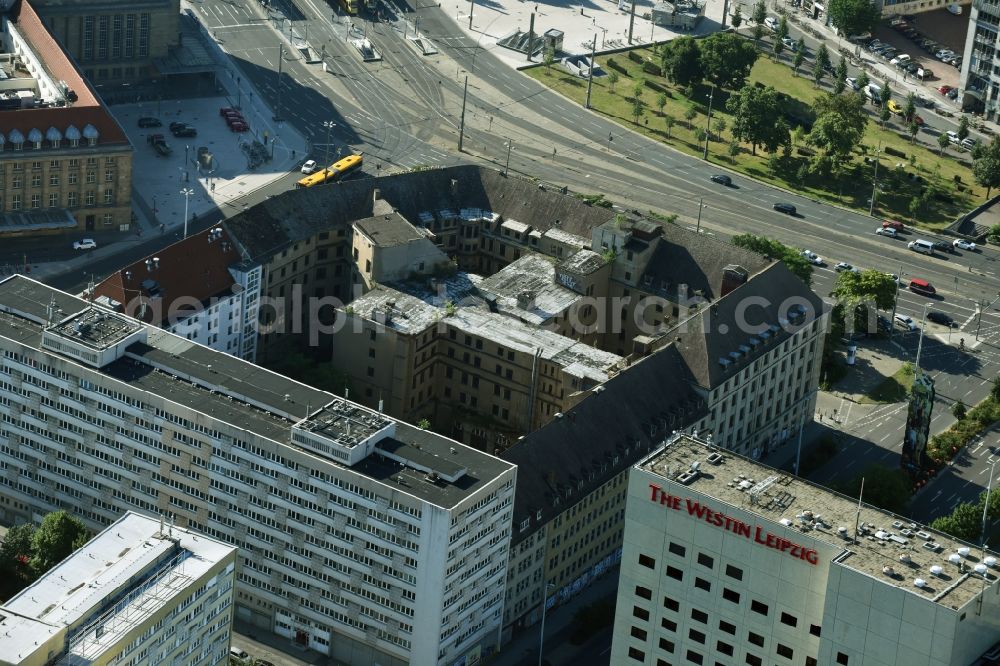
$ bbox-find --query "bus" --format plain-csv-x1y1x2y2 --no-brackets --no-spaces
337,0,357,16
295,154,363,188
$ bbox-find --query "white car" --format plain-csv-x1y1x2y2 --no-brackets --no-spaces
894,314,917,331
946,130,961,144
953,239,977,251
801,250,824,265
875,227,897,238
936,49,956,60
845,77,859,90
73,239,97,250
300,159,318,174
834,262,856,272
764,16,778,31
947,3,962,14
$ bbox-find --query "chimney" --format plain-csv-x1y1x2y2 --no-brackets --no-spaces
373,188,381,202
516,290,535,311
720,265,749,297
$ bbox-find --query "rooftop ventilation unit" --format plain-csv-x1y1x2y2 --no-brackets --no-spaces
929,565,944,577
882,566,895,576
986,557,998,567
899,554,912,564
957,546,971,557
676,470,697,485
975,563,989,575
779,518,793,527
914,578,927,588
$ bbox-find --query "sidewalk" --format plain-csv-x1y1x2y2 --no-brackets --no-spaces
486,566,620,666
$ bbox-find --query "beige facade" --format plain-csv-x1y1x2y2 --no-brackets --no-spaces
31,0,180,85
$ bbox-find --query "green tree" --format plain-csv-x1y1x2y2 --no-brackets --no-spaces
607,70,619,94
958,115,971,142
992,375,1000,401
0,523,35,597
29,511,89,576
972,138,1000,197
664,113,677,137
931,502,984,542
632,80,645,102
684,104,698,128
908,196,922,220
727,84,790,155
731,234,813,285
841,465,912,514
816,43,831,72
656,92,668,116
631,98,646,124
880,103,891,127
938,131,951,154
752,0,766,25
728,141,741,161
778,15,789,40
831,269,898,311
417,418,431,429
952,400,967,421
881,79,892,105
812,58,826,88
856,70,869,92
660,36,703,87
807,93,868,168
828,0,880,38
543,48,555,70
834,56,848,94
700,32,760,89
714,117,727,138
792,43,805,76
731,5,743,28
752,23,765,49
908,121,920,144
772,37,785,61
904,92,917,121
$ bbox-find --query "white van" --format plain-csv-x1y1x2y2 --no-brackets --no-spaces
908,239,935,255
864,84,882,104
229,646,249,660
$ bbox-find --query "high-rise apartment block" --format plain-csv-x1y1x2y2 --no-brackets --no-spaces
961,0,999,118
611,434,1000,666
0,274,516,666
0,510,237,666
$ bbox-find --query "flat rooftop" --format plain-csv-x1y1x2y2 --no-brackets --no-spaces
301,399,393,449
478,254,581,325
351,286,622,381
0,511,235,664
0,276,513,509
642,436,1000,611
48,307,141,350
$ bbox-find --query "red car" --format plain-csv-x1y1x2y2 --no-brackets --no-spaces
229,121,249,132
937,85,953,95
224,113,244,126
882,220,905,231
219,106,239,116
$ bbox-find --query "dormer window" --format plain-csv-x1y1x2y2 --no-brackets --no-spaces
8,128,24,151
28,128,42,150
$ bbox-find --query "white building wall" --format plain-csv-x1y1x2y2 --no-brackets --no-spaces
0,332,511,666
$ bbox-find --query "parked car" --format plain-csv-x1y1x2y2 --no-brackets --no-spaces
229,121,249,132
801,250,824,265
894,314,917,331
883,220,905,231
917,68,933,80
137,117,161,128
953,238,977,250
877,315,893,333
933,240,955,253
773,202,796,215
936,49,956,60
946,130,961,143
876,226,898,237
781,36,796,49
961,137,978,151
710,174,732,186
947,88,959,100
219,106,239,116
301,159,318,174
764,16,779,31
938,85,953,95
73,238,97,250
168,121,188,132
846,77,859,90
888,100,903,114
172,126,197,138
927,311,954,326
947,2,962,13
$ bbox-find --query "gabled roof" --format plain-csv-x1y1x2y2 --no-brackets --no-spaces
91,227,242,324
669,261,828,388
504,344,706,544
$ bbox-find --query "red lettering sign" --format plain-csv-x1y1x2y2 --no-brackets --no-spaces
647,484,819,566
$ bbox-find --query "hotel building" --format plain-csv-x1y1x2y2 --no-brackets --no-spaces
0,510,236,666
0,274,516,666
611,434,1000,666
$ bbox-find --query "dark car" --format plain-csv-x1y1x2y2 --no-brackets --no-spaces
137,117,161,128
169,121,187,132
172,126,197,138
932,240,955,254
710,174,732,186
773,202,797,215
927,311,954,326
877,315,893,333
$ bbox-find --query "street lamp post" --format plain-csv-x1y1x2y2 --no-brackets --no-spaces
504,139,513,176
180,187,194,240
869,141,883,216
887,263,903,341
322,120,337,165
703,86,715,160
184,144,190,181
975,292,1000,340
696,197,705,233
537,582,554,666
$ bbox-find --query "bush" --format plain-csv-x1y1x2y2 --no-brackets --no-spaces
627,51,644,63
884,146,907,158
642,60,663,77
607,57,627,74
797,147,816,157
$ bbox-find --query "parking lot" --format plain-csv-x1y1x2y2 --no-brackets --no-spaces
867,9,969,95
111,96,301,233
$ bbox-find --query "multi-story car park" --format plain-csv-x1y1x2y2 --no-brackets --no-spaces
0,274,516,666
611,433,1000,666
0,510,237,666
0,0,133,238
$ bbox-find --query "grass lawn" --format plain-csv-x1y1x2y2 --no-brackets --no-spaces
861,364,916,404
527,46,983,227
